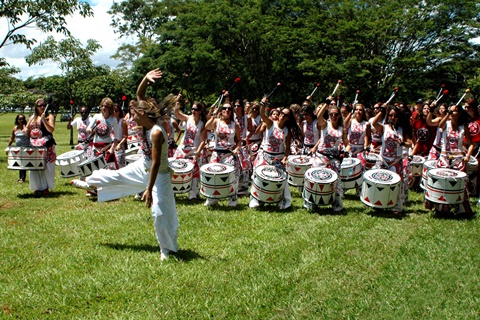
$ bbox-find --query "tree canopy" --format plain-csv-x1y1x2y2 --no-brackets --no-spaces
109,0,480,106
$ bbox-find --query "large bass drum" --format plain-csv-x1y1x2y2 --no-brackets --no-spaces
302,167,338,206
7,146,46,171
360,169,401,209
168,158,194,194
424,168,467,204
55,150,86,178
340,157,362,190
251,165,287,203
286,155,313,187
200,163,235,199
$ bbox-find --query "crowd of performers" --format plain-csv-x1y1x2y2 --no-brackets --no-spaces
7,70,480,258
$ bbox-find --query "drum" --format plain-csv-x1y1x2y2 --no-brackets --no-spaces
55,150,86,178
125,154,143,165
340,157,362,190
7,146,46,170
410,155,425,177
200,163,235,199
425,168,467,204
420,159,437,190
286,155,313,186
365,153,378,170
125,135,141,154
466,157,478,176
303,167,338,206
251,165,287,203
78,155,107,177
168,158,194,194
360,169,401,209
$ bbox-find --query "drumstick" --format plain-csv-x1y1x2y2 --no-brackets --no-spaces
266,83,281,99
331,80,342,96
310,83,321,97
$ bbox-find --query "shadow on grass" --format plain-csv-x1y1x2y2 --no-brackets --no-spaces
365,208,406,220
17,190,77,199
432,210,476,221
101,243,203,261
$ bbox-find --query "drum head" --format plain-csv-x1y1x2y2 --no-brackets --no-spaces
411,155,425,164
57,150,84,160
168,158,194,172
288,155,313,166
255,165,286,181
428,168,467,179
340,157,361,168
201,163,234,174
305,167,338,183
363,169,401,185
423,159,437,169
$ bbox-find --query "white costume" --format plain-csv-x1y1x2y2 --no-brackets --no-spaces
86,124,178,253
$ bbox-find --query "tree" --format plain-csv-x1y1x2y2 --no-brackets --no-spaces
24,36,102,112
110,0,480,106
0,0,93,50
0,64,42,110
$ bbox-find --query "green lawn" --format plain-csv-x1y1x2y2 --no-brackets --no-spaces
0,112,479,318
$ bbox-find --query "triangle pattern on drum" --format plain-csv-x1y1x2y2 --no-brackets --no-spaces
12,161,20,167
221,177,228,183
262,182,269,187
377,187,384,192
431,177,438,185
26,162,35,168
449,180,458,188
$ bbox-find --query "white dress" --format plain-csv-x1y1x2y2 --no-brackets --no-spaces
86,124,178,252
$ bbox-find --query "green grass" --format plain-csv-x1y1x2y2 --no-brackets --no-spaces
1,112,479,318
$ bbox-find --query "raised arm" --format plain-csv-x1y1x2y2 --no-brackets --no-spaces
137,69,163,101
371,108,385,135
260,97,273,129
316,103,328,129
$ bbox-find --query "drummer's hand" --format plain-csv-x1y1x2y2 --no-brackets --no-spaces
464,155,470,163
115,145,121,152
142,189,153,208
281,157,287,166
233,148,239,155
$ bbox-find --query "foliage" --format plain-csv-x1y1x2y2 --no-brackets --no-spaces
0,0,93,50
111,0,480,106
0,64,42,109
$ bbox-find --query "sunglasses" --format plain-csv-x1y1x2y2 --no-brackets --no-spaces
37,104,46,107
192,108,201,112
222,107,232,111
281,112,290,117
234,105,242,108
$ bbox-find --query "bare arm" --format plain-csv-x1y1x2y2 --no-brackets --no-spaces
316,103,328,130
371,110,384,135
142,129,164,208
137,69,163,101
260,97,273,129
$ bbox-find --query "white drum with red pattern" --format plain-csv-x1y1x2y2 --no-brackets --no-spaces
340,157,362,190
78,155,107,177
303,167,338,206
7,146,46,171
200,163,235,199
466,157,478,176
360,169,401,209
410,155,425,177
420,159,437,190
251,165,286,203
55,150,86,178
169,158,194,194
286,155,313,187
424,168,467,205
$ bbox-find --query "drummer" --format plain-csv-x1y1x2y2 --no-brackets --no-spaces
426,103,448,160
86,97,119,171
124,99,144,155
246,102,263,164
7,114,29,183
204,102,242,207
425,104,474,216
26,99,56,195
173,101,208,200
308,102,349,212
463,98,480,202
233,99,253,195
371,105,413,215
249,97,301,209
369,102,387,154
67,106,92,153
344,103,371,167
300,104,320,155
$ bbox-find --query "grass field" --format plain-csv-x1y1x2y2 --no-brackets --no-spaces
1,112,479,318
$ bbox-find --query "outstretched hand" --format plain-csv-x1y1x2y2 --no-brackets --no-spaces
146,69,163,83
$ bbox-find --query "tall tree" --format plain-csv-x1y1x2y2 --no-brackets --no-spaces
0,0,93,50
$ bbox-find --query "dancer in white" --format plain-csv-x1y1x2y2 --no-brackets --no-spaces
72,69,178,260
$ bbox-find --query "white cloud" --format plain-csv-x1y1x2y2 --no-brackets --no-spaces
1,0,134,79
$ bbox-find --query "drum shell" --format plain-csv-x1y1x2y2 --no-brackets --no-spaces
410,156,425,177
365,154,377,170
55,150,86,178
286,155,313,187
78,155,107,177
169,158,195,194
340,158,362,190
420,160,437,190
425,168,467,204
303,167,338,206
251,165,286,203
7,146,46,170
200,163,235,199
360,169,401,209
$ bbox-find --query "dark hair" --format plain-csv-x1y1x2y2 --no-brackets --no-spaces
465,98,479,119
388,106,412,138
194,101,207,123
15,114,27,125
354,104,368,122
301,105,317,120
283,108,303,143
113,103,124,118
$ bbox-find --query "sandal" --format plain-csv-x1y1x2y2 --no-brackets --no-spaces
18,179,24,183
